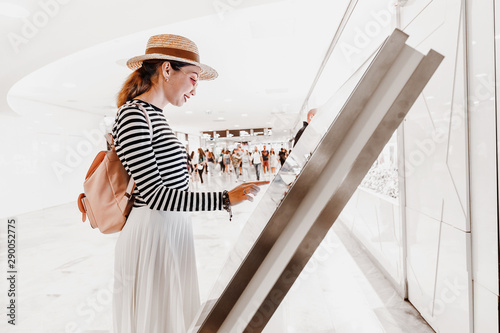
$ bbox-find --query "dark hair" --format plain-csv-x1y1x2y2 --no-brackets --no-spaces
117,59,192,107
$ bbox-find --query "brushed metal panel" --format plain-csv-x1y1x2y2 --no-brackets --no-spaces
189,29,443,333
244,49,444,332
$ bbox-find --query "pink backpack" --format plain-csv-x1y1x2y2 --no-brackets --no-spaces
77,102,152,233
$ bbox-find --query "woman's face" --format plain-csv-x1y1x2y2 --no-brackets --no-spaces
163,63,200,107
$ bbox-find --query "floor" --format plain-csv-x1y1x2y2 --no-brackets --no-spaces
1,169,434,333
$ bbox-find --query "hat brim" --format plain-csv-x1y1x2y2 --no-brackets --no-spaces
126,54,218,81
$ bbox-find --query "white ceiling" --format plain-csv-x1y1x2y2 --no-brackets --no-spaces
1,0,346,136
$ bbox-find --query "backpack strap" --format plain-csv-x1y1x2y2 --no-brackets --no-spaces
119,178,136,211
130,101,153,139
105,133,114,147
105,101,152,148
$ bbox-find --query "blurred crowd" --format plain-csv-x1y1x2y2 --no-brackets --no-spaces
187,145,292,184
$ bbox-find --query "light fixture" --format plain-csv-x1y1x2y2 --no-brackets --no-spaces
0,2,30,18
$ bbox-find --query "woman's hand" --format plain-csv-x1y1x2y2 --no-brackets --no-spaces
228,181,269,206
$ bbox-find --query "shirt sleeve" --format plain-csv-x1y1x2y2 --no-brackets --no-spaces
113,105,223,212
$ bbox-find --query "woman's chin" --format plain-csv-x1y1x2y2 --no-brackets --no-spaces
172,100,185,107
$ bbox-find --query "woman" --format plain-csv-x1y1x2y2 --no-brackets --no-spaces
231,149,241,182
207,150,215,175
251,146,263,181
269,148,279,174
204,149,209,174
241,149,252,181
223,149,231,173
188,151,195,175
218,150,225,173
197,147,206,184
111,34,265,333
279,148,287,166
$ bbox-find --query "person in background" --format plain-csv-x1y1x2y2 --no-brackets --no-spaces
241,149,252,181
224,149,231,173
190,151,198,180
219,150,225,173
204,149,210,174
191,150,200,182
251,146,263,181
261,145,269,174
187,151,193,175
293,108,317,147
237,145,244,175
279,148,287,166
231,149,242,182
197,147,206,184
207,150,215,176
269,148,279,174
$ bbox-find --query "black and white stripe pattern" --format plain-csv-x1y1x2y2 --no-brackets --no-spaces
112,99,223,211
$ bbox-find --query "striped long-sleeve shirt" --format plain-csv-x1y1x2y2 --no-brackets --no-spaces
112,99,223,211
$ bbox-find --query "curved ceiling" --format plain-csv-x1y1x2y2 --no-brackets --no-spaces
2,0,344,134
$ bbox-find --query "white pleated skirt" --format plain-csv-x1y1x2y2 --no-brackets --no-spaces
112,206,200,333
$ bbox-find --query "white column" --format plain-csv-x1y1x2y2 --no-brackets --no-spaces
467,0,500,331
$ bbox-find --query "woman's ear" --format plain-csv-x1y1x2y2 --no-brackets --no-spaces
162,61,171,79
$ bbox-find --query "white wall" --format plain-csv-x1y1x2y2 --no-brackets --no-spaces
0,101,107,219
340,1,500,332
188,134,201,155
469,0,500,331
402,1,473,332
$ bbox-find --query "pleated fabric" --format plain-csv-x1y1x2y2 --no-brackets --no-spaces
113,206,200,333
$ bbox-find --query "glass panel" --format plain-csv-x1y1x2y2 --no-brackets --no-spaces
359,132,399,198
203,43,376,305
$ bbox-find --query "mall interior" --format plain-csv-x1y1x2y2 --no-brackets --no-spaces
1,0,499,332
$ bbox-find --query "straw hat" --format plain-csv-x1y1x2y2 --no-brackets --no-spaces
127,34,218,80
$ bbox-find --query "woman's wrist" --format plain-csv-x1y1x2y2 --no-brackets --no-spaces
222,190,232,221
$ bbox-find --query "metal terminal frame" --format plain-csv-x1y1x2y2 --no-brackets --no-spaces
190,29,444,333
